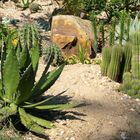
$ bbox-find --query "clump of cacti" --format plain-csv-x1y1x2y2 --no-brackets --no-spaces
101,47,111,76
43,44,64,66
107,45,123,81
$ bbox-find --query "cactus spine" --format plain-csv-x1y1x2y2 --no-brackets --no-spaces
107,46,123,81
101,47,111,76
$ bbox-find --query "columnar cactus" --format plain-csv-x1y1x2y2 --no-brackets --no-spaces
107,46,123,81
109,17,116,46
101,47,111,76
123,43,132,72
99,21,105,47
131,32,140,79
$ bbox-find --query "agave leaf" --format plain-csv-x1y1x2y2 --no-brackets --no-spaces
27,113,54,129
31,64,65,99
19,45,31,71
30,45,39,72
16,64,35,104
3,48,20,101
22,96,53,108
34,103,75,111
19,107,45,135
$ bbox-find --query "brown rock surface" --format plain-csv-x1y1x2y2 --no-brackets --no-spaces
51,15,94,57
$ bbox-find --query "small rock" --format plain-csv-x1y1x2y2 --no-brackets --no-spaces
69,137,75,140
130,108,135,112
120,132,128,140
60,130,65,136
136,98,140,102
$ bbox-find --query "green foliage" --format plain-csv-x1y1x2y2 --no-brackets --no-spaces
101,47,111,76
43,44,64,66
21,0,34,9
107,46,123,81
0,25,74,135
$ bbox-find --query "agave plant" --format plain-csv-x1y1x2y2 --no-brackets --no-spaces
0,37,73,135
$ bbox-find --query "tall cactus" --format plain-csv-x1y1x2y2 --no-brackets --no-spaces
99,21,105,47
109,17,116,46
107,46,123,81
101,47,111,76
123,43,132,72
131,32,140,79
119,11,126,46
90,12,98,54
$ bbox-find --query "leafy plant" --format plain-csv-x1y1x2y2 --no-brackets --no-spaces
21,0,34,9
0,33,74,135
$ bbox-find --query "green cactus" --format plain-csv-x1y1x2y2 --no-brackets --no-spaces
119,11,126,46
43,44,64,66
90,12,98,54
99,21,105,47
122,43,132,72
19,23,41,52
101,47,111,76
107,46,123,81
109,17,116,46
131,32,140,79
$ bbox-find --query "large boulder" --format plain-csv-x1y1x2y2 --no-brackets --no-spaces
51,15,95,58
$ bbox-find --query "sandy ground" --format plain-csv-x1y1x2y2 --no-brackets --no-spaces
32,59,140,140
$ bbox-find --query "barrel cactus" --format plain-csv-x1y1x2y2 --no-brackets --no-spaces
107,46,123,81
101,47,111,76
43,44,64,66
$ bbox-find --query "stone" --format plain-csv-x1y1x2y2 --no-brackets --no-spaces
51,15,95,58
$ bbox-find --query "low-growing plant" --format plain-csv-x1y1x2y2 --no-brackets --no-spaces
0,33,74,136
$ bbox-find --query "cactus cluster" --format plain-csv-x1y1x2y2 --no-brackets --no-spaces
119,15,140,98
43,44,64,66
101,43,132,82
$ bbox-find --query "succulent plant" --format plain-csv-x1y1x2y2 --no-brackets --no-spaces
122,43,132,73
0,26,74,135
131,31,140,79
107,45,123,81
43,44,64,66
18,23,41,53
101,47,111,76
29,3,41,13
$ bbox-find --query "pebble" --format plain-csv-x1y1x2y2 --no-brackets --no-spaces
130,108,135,112
69,137,76,140
120,132,128,140
60,130,65,136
